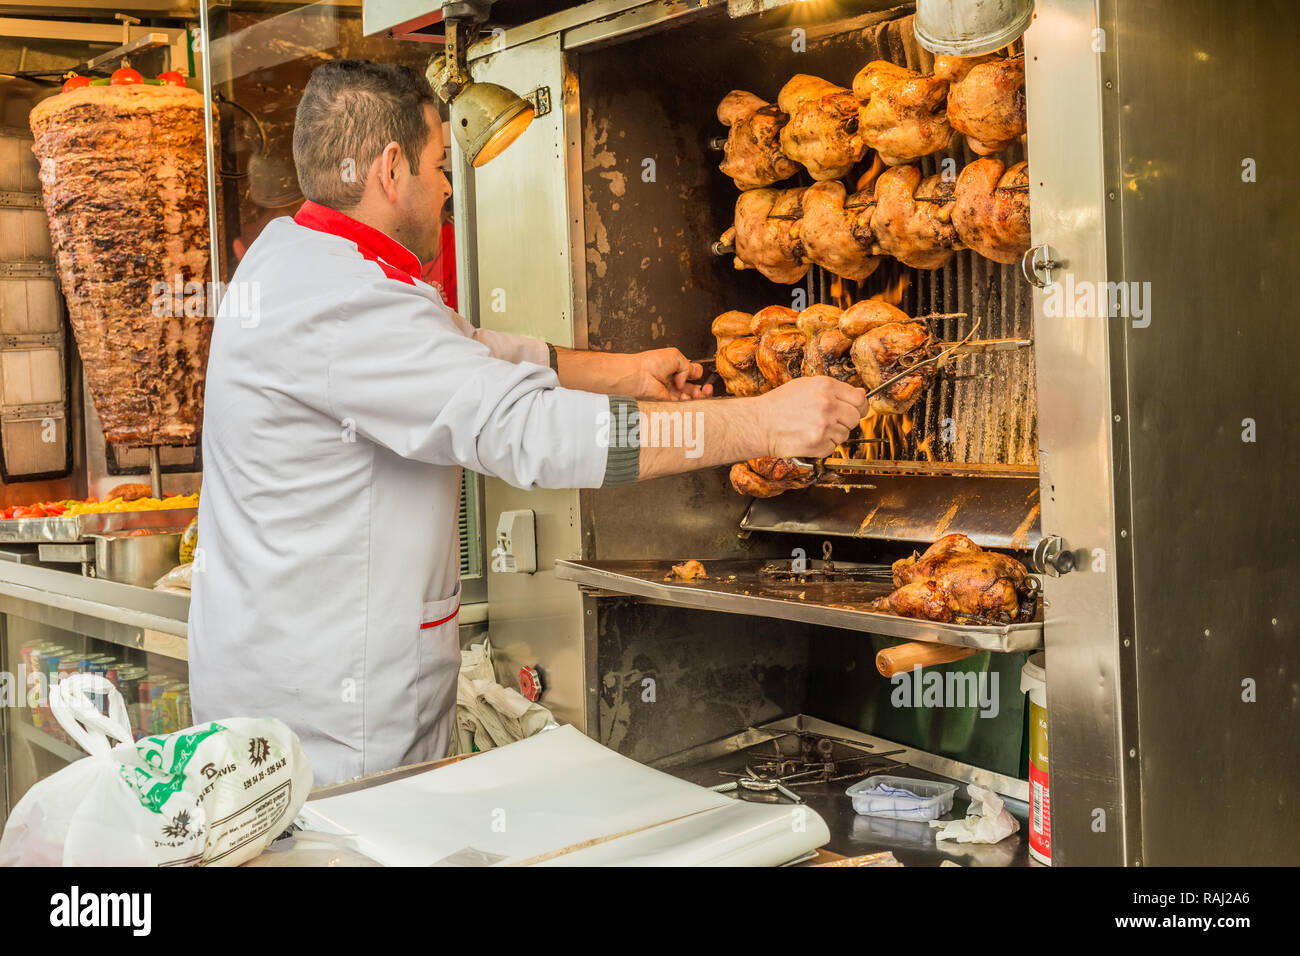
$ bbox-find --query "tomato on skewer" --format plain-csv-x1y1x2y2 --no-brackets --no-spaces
110,67,143,86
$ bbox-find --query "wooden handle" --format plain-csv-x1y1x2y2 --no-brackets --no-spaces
876,641,979,678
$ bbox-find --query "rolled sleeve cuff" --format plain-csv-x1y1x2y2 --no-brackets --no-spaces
473,328,551,367
601,396,641,487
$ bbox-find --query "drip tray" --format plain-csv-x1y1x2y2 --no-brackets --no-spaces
555,558,1043,652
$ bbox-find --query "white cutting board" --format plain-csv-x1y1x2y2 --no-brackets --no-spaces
303,726,828,866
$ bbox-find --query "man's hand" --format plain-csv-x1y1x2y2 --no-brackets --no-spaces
554,346,713,400
622,348,713,401
633,377,869,481
756,377,867,459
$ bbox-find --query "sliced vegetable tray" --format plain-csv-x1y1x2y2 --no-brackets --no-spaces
0,509,198,544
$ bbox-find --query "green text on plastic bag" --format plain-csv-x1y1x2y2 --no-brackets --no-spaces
119,722,227,814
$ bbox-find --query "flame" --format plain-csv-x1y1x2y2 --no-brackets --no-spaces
870,271,909,308
829,276,852,310
855,155,885,193
848,411,924,462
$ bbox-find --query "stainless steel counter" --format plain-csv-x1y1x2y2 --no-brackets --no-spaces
0,552,190,660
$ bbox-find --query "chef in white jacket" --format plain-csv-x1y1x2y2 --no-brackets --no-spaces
189,60,868,785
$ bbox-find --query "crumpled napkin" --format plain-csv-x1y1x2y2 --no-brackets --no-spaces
929,784,1020,844
450,639,556,755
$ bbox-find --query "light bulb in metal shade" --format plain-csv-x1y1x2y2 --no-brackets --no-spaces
451,81,535,168
914,0,1035,56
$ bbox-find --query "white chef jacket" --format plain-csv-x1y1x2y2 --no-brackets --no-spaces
188,201,631,785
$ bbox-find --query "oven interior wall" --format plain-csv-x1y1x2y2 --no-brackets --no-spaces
578,6,1033,769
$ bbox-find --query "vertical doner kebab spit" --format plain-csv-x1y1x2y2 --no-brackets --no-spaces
29,83,218,447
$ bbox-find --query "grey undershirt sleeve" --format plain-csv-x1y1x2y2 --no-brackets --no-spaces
601,396,641,487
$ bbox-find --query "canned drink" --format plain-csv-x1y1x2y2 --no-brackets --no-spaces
137,680,154,736
173,683,191,728
161,689,180,733
22,647,40,727
150,685,165,734
39,656,59,733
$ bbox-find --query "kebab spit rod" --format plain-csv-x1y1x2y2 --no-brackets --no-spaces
148,447,163,498
876,641,979,677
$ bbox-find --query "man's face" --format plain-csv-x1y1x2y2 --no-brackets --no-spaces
394,104,452,263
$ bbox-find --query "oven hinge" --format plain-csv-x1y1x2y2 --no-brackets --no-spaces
523,86,551,118
1021,243,1066,288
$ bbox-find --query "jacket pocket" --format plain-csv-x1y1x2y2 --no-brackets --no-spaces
420,580,462,630
413,581,462,763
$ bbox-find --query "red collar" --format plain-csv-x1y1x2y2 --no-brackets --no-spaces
293,201,422,285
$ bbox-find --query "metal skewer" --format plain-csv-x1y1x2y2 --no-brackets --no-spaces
147,446,163,498
862,317,983,401
912,336,1033,359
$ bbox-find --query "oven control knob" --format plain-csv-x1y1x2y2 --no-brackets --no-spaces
1033,535,1076,577
519,666,543,702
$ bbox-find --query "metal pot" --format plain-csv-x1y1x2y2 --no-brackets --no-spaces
914,0,1035,56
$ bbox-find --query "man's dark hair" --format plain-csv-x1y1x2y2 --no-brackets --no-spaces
292,59,438,209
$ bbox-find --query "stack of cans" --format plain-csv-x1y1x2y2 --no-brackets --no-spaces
12,643,190,745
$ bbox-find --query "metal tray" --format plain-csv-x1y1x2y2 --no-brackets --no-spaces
554,558,1043,652
0,508,197,543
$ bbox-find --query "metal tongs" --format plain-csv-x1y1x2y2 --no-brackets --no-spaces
789,318,984,474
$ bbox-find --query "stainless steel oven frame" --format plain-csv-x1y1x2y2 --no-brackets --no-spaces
377,0,1297,865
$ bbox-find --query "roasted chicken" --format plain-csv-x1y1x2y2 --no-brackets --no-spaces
870,533,1037,624
853,61,952,166
777,75,867,181
716,90,801,190
837,299,905,338
794,304,858,384
934,54,1026,156
847,302,939,416
722,187,809,285
792,180,885,282
952,158,1031,264
803,327,861,385
712,309,756,343
751,305,805,389
870,164,963,270
795,303,843,338
712,310,767,396
730,456,816,498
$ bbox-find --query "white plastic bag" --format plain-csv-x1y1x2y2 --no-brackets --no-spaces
0,674,313,867
153,562,194,593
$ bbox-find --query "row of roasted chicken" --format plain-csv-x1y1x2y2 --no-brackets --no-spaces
720,155,1030,286
717,54,1026,189
718,300,939,500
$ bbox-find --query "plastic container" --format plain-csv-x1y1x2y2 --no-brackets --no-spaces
846,775,958,820
1021,651,1050,864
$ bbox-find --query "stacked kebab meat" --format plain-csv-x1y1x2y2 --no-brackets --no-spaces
29,83,217,447
714,47,1030,500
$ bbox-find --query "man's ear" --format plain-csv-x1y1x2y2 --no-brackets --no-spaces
377,141,402,203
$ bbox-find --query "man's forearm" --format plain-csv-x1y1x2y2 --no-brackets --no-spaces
602,397,771,483
554,346,636,394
